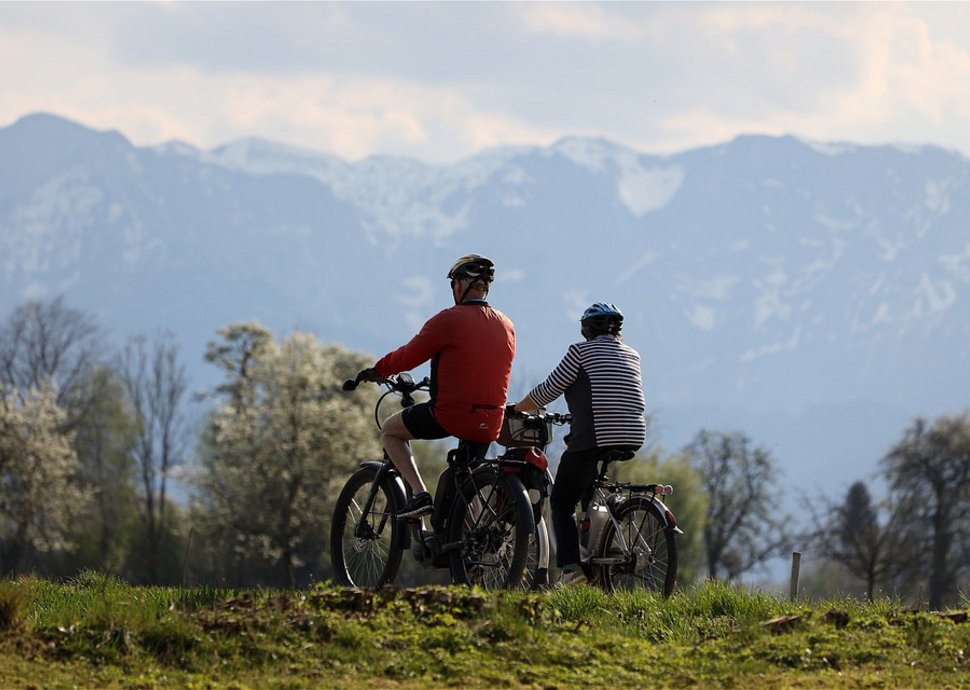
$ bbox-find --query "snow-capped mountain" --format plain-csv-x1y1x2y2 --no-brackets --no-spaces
2,113,968,496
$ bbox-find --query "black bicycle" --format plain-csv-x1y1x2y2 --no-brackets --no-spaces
330,373,536,589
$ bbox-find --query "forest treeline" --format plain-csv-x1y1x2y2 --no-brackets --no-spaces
1,298,968,608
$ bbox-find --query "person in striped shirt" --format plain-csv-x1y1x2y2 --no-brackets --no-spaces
512,302,646,586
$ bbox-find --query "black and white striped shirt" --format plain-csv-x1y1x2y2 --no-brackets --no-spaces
529,335,646,451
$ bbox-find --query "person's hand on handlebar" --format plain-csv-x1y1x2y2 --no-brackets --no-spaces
510,393,540,414
357,367,382,383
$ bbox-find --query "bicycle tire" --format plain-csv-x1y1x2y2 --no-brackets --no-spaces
595,495,678,596
447,467,535,590
525,516,551,589
330,464,405,587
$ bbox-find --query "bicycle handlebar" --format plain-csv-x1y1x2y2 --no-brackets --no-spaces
342,372,430,395
505,408,571,426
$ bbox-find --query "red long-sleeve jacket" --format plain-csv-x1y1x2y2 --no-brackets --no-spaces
375,301,516,443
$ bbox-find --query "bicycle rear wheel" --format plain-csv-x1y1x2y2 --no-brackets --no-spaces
447,468,535,589
525,516,550,589
330,464,405,587
595,496,677,596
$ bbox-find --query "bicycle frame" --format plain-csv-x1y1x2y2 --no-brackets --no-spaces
350,446,528,572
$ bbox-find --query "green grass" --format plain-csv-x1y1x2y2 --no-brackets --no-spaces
1,572,969,689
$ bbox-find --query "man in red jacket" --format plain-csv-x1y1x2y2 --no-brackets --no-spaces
356,254,516,519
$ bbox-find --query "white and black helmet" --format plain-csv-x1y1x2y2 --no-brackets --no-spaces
447,254,495,282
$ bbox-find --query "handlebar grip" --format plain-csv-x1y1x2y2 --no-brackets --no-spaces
342,378,358,391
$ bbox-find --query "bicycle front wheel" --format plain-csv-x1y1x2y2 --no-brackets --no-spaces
330,464,405,587
447,468,535,589
596,496,677,596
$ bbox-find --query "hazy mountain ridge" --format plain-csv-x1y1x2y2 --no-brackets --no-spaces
2,112,968,494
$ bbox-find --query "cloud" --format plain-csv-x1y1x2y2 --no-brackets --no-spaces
2,2,970,162
519,3,646,42
216,74,556,162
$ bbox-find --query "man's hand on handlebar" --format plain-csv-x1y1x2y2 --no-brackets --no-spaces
342,367,383,391
357,367,382,383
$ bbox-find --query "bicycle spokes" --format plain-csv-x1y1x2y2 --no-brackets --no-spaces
618,508,668,586
458,482,519,587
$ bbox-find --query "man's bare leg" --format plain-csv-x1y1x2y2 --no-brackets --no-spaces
381,411,428,495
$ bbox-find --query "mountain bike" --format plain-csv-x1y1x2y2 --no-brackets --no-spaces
330,373,536,589
579,449,681,596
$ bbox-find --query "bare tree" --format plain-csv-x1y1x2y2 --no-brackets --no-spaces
809,481,911,600
0,296,105,426
686,429,789,581
881,413,970,610
119,333,188,583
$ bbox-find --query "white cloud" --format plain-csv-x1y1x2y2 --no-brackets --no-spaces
686,305,717,332
613,252,661,287
519,3,645,42
3,3,970,162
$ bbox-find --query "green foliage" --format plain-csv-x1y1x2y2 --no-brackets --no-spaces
881,412,970,610
49,367,141,578
0,580,28,631
2,578,970,689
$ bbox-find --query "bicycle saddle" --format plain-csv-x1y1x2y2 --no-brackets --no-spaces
597,448,637,463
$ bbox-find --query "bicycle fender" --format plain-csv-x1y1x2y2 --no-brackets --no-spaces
501,473,537,534
647,495,685,535
358,460,412,546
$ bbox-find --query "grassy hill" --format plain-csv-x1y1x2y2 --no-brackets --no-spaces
1,572,968,689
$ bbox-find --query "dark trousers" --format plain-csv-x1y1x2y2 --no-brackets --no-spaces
550,448,600,568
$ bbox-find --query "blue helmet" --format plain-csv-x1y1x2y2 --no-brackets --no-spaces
580,302,624,338
581,302,623,322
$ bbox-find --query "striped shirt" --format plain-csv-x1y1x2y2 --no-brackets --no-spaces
529,335,646,452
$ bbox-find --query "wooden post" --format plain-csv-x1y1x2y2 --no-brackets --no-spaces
789,551,801,601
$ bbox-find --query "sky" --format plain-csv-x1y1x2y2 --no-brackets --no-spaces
2,1,970,164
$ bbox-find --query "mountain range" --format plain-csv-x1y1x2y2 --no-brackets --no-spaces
2,112,969,508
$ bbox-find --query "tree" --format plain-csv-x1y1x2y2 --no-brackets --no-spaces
809,481,910,601
685,429,789,581
65,367,139,575
0,385,87,574
881,413,970,610
0,297,106,428
193,323,380,587
119,333,189,584
0,298,155,580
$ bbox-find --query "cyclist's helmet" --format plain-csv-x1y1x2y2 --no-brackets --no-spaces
580,302,624,339
447,254,495,283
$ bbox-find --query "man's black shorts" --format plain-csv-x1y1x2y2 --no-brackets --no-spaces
401,402,450,440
